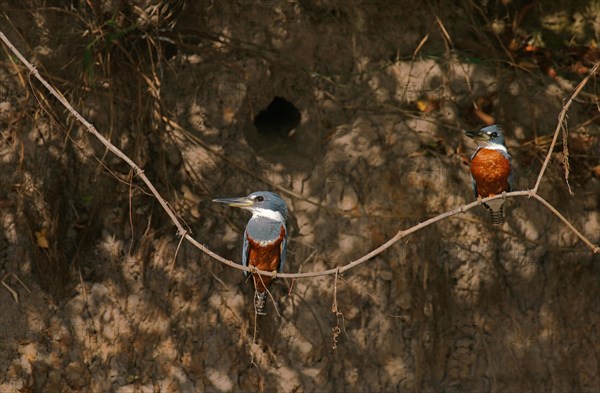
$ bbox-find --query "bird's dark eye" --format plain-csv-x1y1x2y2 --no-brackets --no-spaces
491,132,498,138
256,196,264,202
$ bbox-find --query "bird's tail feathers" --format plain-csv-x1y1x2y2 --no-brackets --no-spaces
489,207,504,225
484,198,505,225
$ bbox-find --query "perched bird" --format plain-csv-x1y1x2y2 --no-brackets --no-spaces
464,125,513,224
213,191,288,314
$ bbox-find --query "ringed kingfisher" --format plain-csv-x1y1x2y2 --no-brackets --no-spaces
464,124,513,225
213,191,288,315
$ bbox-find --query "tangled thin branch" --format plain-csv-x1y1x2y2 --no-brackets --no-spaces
0,30,598,282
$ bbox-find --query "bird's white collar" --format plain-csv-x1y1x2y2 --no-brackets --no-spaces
480,142,508,154
251,208,285,222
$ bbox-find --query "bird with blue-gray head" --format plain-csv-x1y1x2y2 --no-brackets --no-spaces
213,191,288,315
464,124,513,224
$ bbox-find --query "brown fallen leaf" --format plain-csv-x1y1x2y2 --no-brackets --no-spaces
416,99,439,113
35,229,49,249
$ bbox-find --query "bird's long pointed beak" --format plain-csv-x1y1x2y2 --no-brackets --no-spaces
464,129,489,141
212,196,254,208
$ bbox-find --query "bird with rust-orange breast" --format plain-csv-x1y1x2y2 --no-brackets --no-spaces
464,125,513,224
213,191,288,315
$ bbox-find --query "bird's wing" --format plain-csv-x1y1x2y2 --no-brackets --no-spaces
242,227,249,277
507,155,514,192
278,224,287,273
470,147,480,198
470,146,480,162
470,173,478,198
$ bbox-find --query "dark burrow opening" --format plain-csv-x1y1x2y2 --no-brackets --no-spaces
253,96,301,136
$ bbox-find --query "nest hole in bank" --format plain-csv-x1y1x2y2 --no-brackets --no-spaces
253,96,301,136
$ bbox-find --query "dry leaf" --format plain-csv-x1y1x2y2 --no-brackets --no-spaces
417,100,439,113
35,230,49,249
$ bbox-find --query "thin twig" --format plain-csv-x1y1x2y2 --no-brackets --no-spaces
561,120,573,195
331,269,340,316
169,233,186,275
1,273,31,304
